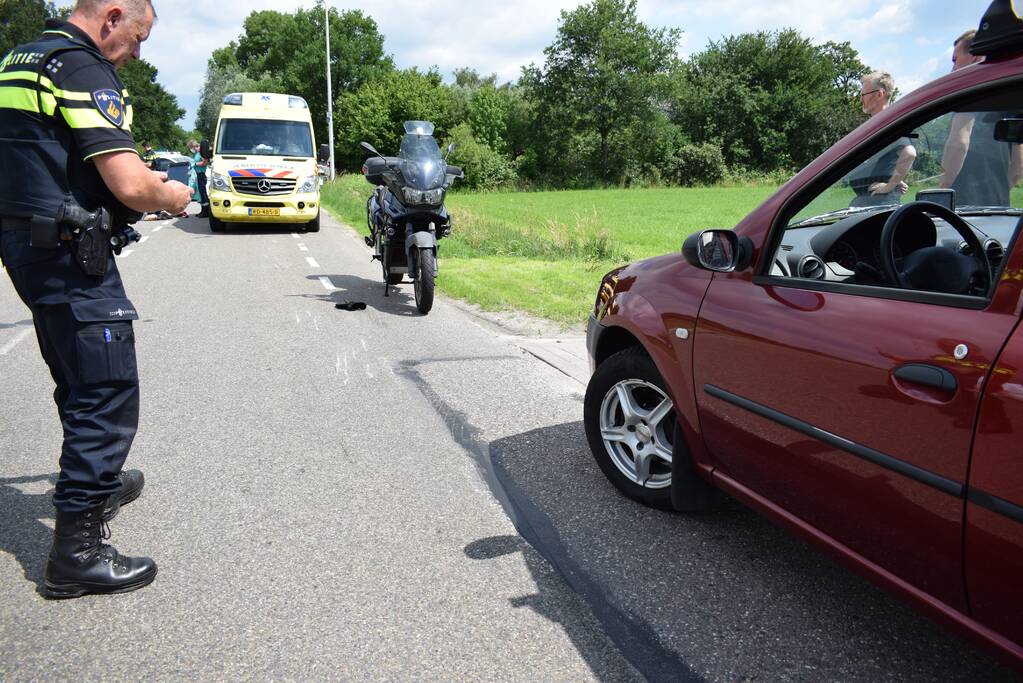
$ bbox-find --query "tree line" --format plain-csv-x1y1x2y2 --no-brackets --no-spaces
198,0,872,190
4,0,873,190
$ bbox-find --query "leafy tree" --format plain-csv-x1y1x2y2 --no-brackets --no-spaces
0,0,56,57
194,49,282,139
671,30,869,173
522,0,681,183
446,123,517,191
229,3,392,156
334,68,452,170
468,85,507,151
120,59,185,149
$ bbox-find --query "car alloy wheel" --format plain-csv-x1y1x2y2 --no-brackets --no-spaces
598,378,674,489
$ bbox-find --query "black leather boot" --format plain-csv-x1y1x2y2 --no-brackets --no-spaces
102,469,144,522
44,508,157,599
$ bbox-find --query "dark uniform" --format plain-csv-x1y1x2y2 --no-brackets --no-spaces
0,20,142,514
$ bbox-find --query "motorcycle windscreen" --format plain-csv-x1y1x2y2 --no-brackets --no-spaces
399,134,446,189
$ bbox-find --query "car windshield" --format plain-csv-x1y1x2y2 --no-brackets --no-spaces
790,91,1023,228
216,119,314,157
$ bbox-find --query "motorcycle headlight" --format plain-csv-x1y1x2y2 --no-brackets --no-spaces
297,175,318,194
210,171,231,192
403,187,424,204
423,189,444,205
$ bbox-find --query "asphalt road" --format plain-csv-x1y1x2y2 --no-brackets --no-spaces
0,209,1017,681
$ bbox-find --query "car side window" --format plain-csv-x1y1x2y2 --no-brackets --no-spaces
770,87,1023,298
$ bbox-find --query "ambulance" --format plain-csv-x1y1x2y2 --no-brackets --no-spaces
203,92,328,233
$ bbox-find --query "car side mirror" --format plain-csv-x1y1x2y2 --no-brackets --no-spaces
317,143,330,163
682,229,754,272
199,139,212,160
995,118,1023,143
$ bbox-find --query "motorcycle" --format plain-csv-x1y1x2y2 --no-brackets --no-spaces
360,121,464,315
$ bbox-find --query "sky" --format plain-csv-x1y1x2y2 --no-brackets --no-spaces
138,0,992,130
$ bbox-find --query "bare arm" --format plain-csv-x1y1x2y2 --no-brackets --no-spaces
939,113,975,188
93,151,193,214
870,144,916,195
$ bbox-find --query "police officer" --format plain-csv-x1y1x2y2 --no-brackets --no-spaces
0,0,192,598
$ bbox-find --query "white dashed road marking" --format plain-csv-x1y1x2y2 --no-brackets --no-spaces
318,276,337,291
140,235,150,244
305,257,319,269
298,244,308,252
153,225,164,232
291,233,301,239
120,250,133,258
0,328,32,356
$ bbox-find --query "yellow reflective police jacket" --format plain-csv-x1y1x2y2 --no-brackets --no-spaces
0,20,137,219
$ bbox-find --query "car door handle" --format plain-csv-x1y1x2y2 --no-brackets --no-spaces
894,363,958,392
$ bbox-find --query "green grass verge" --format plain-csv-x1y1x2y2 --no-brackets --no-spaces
319,174,778,324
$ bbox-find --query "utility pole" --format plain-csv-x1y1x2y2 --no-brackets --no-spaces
324,1,336,180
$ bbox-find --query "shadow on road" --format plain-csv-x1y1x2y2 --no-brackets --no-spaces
470,421,1016,682
297,273,422,318
171,217,302,236
0,473,57,595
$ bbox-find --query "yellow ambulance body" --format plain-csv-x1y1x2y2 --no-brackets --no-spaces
207,92,325,232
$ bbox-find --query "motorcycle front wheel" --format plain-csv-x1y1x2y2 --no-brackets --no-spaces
414,247,435,315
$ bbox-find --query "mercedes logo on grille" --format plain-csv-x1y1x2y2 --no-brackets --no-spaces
257,179,272,193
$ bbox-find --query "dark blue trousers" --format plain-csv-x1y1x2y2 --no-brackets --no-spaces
1,228,139,512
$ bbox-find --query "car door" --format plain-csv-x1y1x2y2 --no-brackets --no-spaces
966,320,1023,646
690,95,1023,610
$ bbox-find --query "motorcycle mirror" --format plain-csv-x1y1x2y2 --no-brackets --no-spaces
360,141,385,159
444,142,457,161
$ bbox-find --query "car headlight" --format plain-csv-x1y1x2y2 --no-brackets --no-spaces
210,171,231,192
297,175,318,194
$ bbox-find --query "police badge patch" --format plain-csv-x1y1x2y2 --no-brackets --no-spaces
91,88,124,127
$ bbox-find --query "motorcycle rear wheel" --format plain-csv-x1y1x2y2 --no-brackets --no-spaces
414,247,435,315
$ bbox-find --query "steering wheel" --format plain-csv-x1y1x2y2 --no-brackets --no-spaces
879,201,992,296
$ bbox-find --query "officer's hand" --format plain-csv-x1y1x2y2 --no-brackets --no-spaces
163,180,193,214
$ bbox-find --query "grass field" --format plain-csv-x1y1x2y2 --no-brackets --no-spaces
320,175,779,323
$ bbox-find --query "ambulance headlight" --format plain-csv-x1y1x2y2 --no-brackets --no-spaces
210,171,231,191
297,175,318,194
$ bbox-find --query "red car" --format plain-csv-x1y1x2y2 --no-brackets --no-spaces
585,1,1023,669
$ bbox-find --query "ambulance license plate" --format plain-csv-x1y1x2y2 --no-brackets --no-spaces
249,208,280,216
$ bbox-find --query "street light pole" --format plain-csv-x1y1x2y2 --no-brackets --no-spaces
324,1,336,180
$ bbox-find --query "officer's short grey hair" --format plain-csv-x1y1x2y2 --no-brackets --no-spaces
74,0,157,22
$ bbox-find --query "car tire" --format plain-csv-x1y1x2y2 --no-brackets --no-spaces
584,346,713,512
209,215,225,233
305,211,320,233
